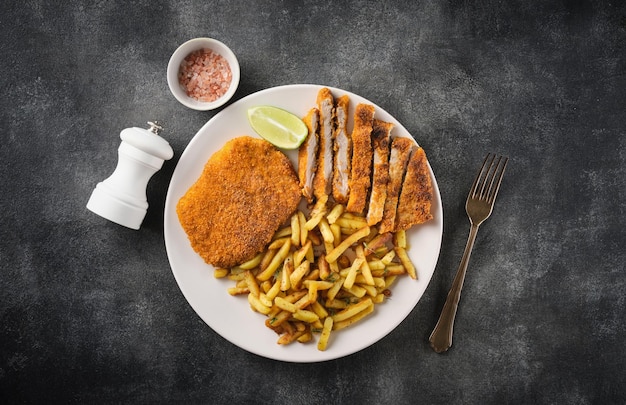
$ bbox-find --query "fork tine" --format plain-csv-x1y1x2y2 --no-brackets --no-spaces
469,154,492,199
477,154,497,199
480,155,501,200
485,156,508,203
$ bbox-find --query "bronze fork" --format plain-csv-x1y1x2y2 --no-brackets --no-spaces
429,153,509,353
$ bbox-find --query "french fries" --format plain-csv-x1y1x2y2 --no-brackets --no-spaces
216,200,420,351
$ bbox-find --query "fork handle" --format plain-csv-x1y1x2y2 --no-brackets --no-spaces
429,223,480,353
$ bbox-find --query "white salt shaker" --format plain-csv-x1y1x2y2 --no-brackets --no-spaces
87,122,174,230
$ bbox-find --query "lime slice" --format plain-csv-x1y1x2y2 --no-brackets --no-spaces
247,106,308,149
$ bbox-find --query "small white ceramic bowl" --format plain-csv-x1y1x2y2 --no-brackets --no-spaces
167,38,240,111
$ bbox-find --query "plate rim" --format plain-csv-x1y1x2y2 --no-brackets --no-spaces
164,83,443,363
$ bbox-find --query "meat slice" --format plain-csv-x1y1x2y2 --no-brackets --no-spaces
378,137,414,233
332,95,351,204
346,103,375,214
395,146,434,231
298,108,319,203
313,88,335,200
366,119,393,226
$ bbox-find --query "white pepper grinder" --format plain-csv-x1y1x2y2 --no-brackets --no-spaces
87,121,174,230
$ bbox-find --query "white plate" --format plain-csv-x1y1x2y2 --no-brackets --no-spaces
164,84,443,362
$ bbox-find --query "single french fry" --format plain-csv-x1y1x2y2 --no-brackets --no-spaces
343,256,364,289
332,298,373,322
327,276,345,301
282,290,307,303
227,287,249,296
393,229,407,249
330,224,342,247
275,296,298,313
333,303,374,330
291,213,300,247
310,300,329,319
385,264,406,276
325,226,370,263
273,227,292,240
380,250,396,265
317,317,334,351
293,309,319,323
293,240,311,268
214,268,229,278
259,248,277,271
355,245,374,286
289,260,310,288
268,237,290,250
239,252,263,270
244,270,260,297
294,294,312,309
318,253,331,281
266,278,282,301
326,203,344,224
334,217,368,229
303,280,335,290
248,293,272,314
277,329,307,345
340,227,358,235
281,254,293,291
298,211,308,246
257,238,291,281
395,247,417,279
307,282,318,304
318,218,334,244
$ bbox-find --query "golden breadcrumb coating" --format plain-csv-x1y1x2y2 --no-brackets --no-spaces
395,147,433,231
346,103,375,214
177,136,302,268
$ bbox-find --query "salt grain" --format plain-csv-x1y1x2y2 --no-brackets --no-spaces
178,49,232,102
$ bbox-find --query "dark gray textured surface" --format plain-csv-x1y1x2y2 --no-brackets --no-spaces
1,1,625,403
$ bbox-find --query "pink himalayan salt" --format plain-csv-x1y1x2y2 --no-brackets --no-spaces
178,49,232,102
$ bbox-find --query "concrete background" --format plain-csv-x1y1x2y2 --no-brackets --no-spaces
1,1,625,403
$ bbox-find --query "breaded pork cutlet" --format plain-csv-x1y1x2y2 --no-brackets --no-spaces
177,136,302,268
395,146,433,231
298,108,319,203
313,88,335,200
366,119,393,226
346,103,375,214
378,137,414,233
332,95,351,204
